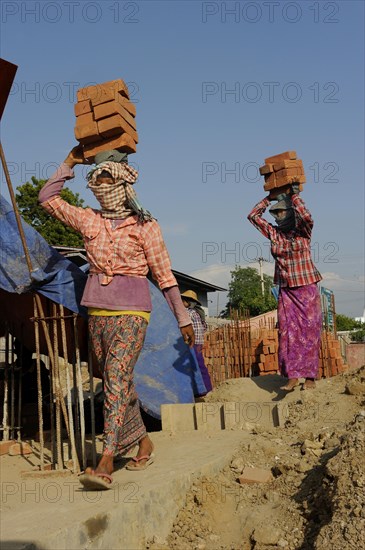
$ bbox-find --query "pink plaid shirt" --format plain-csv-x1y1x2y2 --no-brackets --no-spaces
43,196,177,289
248,195,322,288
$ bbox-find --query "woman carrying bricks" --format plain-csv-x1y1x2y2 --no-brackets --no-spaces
39,145,194,489
247,184,322,391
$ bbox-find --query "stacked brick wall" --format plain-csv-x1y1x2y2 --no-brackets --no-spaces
203,325,347,386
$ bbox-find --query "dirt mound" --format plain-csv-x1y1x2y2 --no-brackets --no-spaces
149,367,365,550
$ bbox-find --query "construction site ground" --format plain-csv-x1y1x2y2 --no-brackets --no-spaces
1,366,364,550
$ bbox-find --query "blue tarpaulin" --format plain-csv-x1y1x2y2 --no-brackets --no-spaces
0,194,205,416
0,194,88,316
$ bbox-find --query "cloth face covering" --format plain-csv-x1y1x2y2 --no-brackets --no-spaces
87,161,153,221
269,198,295,232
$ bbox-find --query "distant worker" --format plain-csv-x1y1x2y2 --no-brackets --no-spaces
248,184,322,391
181,290,213,397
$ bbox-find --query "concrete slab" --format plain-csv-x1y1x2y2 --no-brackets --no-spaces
0,430,249,550
160,403,196,431
161,402,281,432
195,402,224,431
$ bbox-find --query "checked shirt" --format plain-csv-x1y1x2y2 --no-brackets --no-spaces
247,195,322,288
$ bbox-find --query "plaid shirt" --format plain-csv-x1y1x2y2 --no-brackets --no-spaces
187,308,207,345
42,197,177,289
248,195,322,288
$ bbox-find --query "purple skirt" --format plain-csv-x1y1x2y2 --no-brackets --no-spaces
278,284,322,379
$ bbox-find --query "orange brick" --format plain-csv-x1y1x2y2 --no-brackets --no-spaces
274,174,306,188
273,159,304,172
8,442,33,456
116,96,136,117
263,172,276,190
77,79,129,102
238,466,273,484
75,112,95,126
91,91,137,118
0,440,16,456
259,163,273,175
97,114,139,143
274,168,305,186
74,121,99,144
93,100,137,131
265,151,297,164
74,99,92,117
89,87,116,106
83,133,137,162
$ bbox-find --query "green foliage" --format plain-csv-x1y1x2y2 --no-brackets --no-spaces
350,329,365,342
336,313,363,332
223,266,277,318
15,177,85,247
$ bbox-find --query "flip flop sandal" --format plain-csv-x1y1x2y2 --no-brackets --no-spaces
125,453,155,471
79,472,114,490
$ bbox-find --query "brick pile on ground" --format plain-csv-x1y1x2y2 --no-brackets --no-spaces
74,79,137,162
203,325,251,383
204,326,347,382
320,331,348,378
259,150,305,193
250,327,279,376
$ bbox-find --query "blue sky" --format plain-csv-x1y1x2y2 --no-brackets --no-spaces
1,0,364,317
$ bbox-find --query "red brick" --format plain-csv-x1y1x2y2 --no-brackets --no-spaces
8,442,33,456
0,440,16,456
274,173,306,187
274,167,305,186
97,114,139,143
264,172,276,185
77,79,129,102
238,466,273,484
74,121,99,144
259,163,273,175
273,159,304,172
93,100,137,131
83,133,137,162
74,99,92,117
89,87,116,106
75,112,94,126
264,151,297,164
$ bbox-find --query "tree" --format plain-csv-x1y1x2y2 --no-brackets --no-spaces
223,266,277,318
336,314,363,331
15,177,85,247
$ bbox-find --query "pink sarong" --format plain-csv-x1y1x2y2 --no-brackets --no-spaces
278,284,322,379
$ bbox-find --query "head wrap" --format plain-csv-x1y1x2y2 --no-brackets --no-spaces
269,198,295,232
86,161,153,221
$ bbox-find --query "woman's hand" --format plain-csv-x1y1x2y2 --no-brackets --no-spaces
64,145,90,168
180,325,195,347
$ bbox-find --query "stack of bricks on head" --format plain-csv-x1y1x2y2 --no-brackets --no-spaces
259,150,305,194
74,79,137,163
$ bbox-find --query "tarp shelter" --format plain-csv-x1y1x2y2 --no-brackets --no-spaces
0,194,206,417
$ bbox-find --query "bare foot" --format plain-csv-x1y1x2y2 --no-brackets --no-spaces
303,379,316,390
280,378,299,391
126,435,154,470
84,455,114,483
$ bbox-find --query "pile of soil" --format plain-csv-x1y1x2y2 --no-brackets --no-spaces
148,366,365,550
